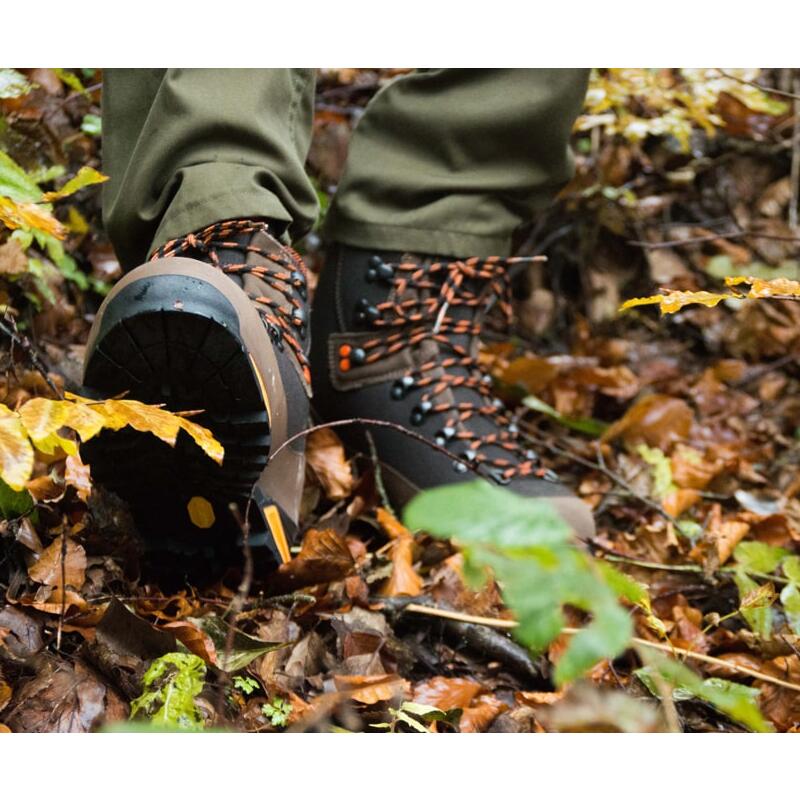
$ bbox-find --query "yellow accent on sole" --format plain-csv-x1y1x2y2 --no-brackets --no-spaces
264,504,290,563
187,496,215,529
248,352,271,427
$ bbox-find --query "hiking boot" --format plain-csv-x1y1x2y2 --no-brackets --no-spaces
309,245,595,539
81,219,310,566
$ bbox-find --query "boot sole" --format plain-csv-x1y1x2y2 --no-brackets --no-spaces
82,259,295,565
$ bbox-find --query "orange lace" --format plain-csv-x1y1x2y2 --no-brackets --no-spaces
152,220,311,385
349,255,556,483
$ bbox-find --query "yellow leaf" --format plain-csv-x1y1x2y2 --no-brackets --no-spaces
63,402,106,441
63,393,223,464
0,406,34,490
0,196,65,239
726,275,800,298
178,417,225,465
40,167,108,203
620,290,740,315
18,397,69,443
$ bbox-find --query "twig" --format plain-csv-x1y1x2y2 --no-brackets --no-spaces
56,533,67,651
269,418,477,474
365,430,394,516
628,229,800,249
521,427,678,527
215,499,254,720
715,69,800,102
401,603,800,693
790,73,800,232
0,314,63,399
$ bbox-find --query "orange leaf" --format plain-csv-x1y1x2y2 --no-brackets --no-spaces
459,695,508,733
162,620,217,664
306,428,354,500
333,673,409,705
602,394,693,451
272,528,355,591
412,676,482,711
0,196,66,238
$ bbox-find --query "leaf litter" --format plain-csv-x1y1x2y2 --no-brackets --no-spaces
3,68,800,732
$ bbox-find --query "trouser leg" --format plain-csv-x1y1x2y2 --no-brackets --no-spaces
102,68,318,268
324,68,589,258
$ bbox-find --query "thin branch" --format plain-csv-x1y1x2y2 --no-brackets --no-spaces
0,315,63,399
628,229,800,250
521,427,678,527
401,603,800,694
715,69,800,102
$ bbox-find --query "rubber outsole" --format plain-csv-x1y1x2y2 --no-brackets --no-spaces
82,272,272,555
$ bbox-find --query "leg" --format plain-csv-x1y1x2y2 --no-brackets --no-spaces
102,68,318,268
85,69,317,569
312,68,595,538
325,68,589,258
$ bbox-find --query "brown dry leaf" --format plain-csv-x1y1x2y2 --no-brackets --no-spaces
499,356,558,394
3,657,126,732
710,511,751,565
26,474,64,503
272,528,355,592
602,393,693,451
134,592,197,621
64,453,92,502
0,724,11,733
459,695,508,733
162,620,217,664
663,488,700,517
19,587,88,616
756,655,800,732
333,673,409,705
412,676,483,711
671,445,723,490
28,536,86,589
306,428,354,500
0,239,28,275
377,508,423,598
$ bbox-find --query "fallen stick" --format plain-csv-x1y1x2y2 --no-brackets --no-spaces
402,603,800,694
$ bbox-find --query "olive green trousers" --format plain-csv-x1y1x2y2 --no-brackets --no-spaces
102,69,588,268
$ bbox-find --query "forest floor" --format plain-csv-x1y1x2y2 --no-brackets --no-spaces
2,68,800,733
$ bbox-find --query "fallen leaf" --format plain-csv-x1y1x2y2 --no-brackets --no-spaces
28,536,86,589
306,428,354,500
603,394,694,451
272,527,355,592
412,676,482,711
333,673,409,705
459,695,508,733
377,508,422,597
162,620,217,664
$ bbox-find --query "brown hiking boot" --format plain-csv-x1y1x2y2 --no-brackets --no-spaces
82,220,310,566
310,245,595,539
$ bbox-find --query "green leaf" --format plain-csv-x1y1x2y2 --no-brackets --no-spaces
782,555,800,584
404,481,633,686
637,443,675,499
635,658,771,732
0,69,31,100
0,152,42,203
780,582,800,635
129,652,206,731
734,541,790,574
0,478,34,519
53,68,87,96
522,394,608,436
733,569,773,640
81,114,102,137
41,166,108,202
193,614,287,672
262,696,292,728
